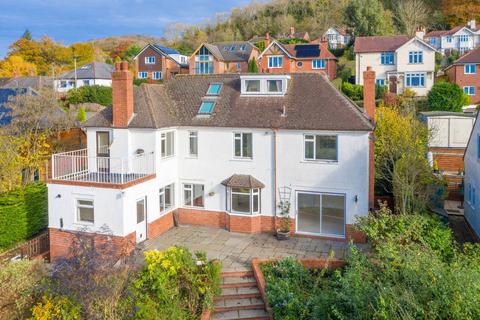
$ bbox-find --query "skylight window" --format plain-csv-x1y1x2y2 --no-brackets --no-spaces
230,46,236,51
207,83,222,95
198,101,215,114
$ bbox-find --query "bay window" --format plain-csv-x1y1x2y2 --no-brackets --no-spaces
405,73,425,87
228,187,260,214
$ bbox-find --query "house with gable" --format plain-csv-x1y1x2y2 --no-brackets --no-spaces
133,44,189,81
425,20,480,55
445,47,480,105
47,61,377,259
354,34,437,96
257,38,337,80
189,41,260,74
323,27,352,49
54,62,115,93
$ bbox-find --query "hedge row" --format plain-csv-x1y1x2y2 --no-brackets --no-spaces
0,183,48,251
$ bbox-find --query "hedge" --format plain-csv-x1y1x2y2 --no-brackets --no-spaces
0,182,48,251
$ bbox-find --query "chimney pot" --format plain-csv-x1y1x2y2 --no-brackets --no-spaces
265,32,271,48
120,61,129,71
115,62,121,71
290,26,295,36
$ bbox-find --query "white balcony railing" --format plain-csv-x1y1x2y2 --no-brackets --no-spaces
51,149,155,184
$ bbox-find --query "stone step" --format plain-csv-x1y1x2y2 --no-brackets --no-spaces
221,271,254,278
215,292,261,301
214,297,264,309
222,276,256,285
220,281,258,289
214,302,265,313
220,286,260,296
212,308,269,320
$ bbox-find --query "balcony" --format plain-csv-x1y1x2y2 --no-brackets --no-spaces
50,149,156,188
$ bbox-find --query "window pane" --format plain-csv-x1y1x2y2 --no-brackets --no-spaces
78,200,93,207
183,186,192,206
246,80,260,92
315,136,337,160
136,200,145,223
243,133,252,158
165,184,173,208
234,137,241,157
253,192,259,213
267,80,282,92
159,191,165,212
78,207,94,222
297,193,320,233
167,132,174,156
199,101,215,114
321,194,345,236
305,140,314,159
207,83,222,95
193,184,204,207
232,193,251,213
189,132,198,155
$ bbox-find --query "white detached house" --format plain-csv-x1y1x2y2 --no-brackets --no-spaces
47,62,377,259
354,35,437,96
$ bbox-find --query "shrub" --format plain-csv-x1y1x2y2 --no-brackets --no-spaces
30,295,81,320
132,247,221,320
76,107,87,123
0,259,47,319
341,82,363,101
247,59,258,73
66,85,112,106
0,182,48,251
428,82,470,112
133,78,148,86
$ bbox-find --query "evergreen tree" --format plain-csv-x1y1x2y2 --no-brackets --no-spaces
344,0,394,36
247,59,258,73
76,107,87,123
22,29,32,41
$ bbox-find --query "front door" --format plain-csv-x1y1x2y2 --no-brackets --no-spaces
389,76,397,94
96,131,110,173
136,197,147,243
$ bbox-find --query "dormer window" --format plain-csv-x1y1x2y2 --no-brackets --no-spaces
198,101,215,115
241,75,290,96
207,83,222,95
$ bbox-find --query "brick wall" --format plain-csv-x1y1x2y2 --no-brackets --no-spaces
431,147,465,172
148,211,175,239
136,47,184,80
446,64,480,104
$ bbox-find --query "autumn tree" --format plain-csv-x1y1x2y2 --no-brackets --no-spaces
0,55,37,77
441,0,480,26
344,0,395,36
395,0,430,36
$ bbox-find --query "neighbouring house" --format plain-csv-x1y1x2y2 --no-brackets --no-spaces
421,111,476,200
257,38,337,79
54,62,115,93
133,44,189,81
425,20,480,55
463,112,480,239
189,41,260,74
354,34,437,96
323,27,352,49
445,47,480,105
276,27,310,42
47,61,378,259
0,76,54,90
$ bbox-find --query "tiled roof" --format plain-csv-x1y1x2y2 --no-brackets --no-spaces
204,42,257,62
85,73,373,132
221,174,265,189
452,47,480,64
59,62,114,80
354,35,410,53
279,42,336,60
153,44,179,55
425,26,477,37
0,76,53,89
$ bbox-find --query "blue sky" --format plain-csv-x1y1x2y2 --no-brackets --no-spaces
0,0,253,57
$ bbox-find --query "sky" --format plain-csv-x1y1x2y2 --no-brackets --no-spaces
0,0,253,57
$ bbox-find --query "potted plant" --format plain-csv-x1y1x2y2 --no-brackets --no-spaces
276,200,291,240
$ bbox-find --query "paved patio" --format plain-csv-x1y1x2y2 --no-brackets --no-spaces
142,225,363,271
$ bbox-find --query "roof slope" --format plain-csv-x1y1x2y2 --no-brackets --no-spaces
280,42,337,60
354,35,410,53
453,47,480,64
86,73,373,132
152,44,179,55
59,62,114,80
0,76,53,89
204,42,257,62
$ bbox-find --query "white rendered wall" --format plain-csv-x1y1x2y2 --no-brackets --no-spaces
464,118,480,238
428,116,475,148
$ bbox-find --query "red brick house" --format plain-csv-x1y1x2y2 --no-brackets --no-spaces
445,47,480,105
257,38,337,80
189,41,260,74
133,44,189,81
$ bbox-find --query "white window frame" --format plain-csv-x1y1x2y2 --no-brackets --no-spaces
464,64,476,74
145,56,156,64
408,51,423,64
268,55,284,68
405,72,426,88
312,59,326,69
138,72,148,79
376,79,385,86
446,35,452,43
233,132,253,159
240,75,290,96
76,198,94,224
159,183,174,213
161,131,175,158
228,187,261,215
182,183,204,208
380,52,394,65
464,86,475,95
303,134,338,162
188,131,198,157
152,71,162,80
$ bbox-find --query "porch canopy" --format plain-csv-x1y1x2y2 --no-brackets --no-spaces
221,174,265,189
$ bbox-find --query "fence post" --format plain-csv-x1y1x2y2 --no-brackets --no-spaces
51,154,55,179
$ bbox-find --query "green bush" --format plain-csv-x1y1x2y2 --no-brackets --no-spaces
76,107,87,123
0,182,48,251
132,247,221,320
341,82,363,101
247,59,258,73
66,85,112,106
428,82,470,112
133,78,149,86
31,294,81,320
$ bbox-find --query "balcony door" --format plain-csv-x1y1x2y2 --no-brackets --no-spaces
96,131,110,173
136,197,147,243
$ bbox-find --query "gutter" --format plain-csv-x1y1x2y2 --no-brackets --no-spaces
272,128,278,230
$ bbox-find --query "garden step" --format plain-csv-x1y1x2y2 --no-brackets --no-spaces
220,286,260,296
212,308,269,320
222,276,256,284
214,297,264,309
215,292,261,301
214,302,266,313
220,282,258,289
221,271,254,278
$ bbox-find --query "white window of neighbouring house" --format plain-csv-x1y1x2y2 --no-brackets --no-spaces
189,131,198,156
138,72,148,79
245,80,261,93
77,199,94,223
464,86,475,95
268,55,283,68
234,132,253,159
304,135,338,161
380,52,394,65
159,183,174,213
267,80,283,93
376,79,385,86
183,183,204,207
446,35,452,43
465,64,476,74
145,56,155,64
459,35,469,42
409,51,423,64
161,131,175,158
228,187,260,214
312,59,326,69
405,73,425,87
297,192,345,237
152,71,162,80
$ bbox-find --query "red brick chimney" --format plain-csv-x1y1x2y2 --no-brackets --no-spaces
265,32,270,48
112,61,133,128
290,26,295,37
363,66,376,211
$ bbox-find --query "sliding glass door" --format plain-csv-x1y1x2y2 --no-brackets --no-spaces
296,192,345,237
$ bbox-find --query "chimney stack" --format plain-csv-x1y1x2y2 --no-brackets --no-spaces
415,26,425,40
265,32,270,48
112,61,133,128
363,66,376,211
290,26,295,37
468,19,476,30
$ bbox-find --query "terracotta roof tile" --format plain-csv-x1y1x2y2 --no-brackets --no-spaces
354,35,410,53
453,47,480,64
221,174,265,189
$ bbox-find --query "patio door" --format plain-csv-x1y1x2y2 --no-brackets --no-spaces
136,197,147,243
296,192,346,237
96,131,110,173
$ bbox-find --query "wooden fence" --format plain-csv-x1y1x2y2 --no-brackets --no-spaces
0,230,49,262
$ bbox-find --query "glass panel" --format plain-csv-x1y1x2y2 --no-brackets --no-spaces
189,132,198,155
167,132,174,156
136,200,145,223
321,194,345,236
161,136,166,157
232,193,251,213
97,132,109,155
207,83,222,95
234,135,241,157
193,184,204,207
297,193,320,233
246,80,260,92
253,190,259,213
78,200,93,206
199,101,215,114
315,136,337,160
305,140,314,159
267,80,282,92
165,184,173,208
243,133,252,158
183,185,192,206
159,190,165,212
78,207,94,222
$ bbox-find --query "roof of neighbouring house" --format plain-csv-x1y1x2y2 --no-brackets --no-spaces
85,73,373,132
354,35,411,53
199,42,258,62
451,47,480,64
425,26,478,38
0,88,19,126
278,42,337,60
420,111,477,118
152,44,180,55
59,62,114,80
221,174,265,189
0,76,54,89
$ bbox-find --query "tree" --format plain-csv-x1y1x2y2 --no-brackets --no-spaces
0,55,37,77
428,82,470,112
395,0,430,36
344,0,394,36
76,107,87,123
248,59,259,73
22,29,32,41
